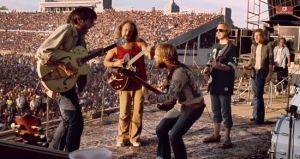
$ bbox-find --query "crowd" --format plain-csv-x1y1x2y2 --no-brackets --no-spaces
0,10,220,53
0,9,218,131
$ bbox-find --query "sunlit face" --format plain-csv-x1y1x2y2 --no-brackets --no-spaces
216,24,228,40
279,39,285,47
121,23,134,41
254,32,263,44
154,48,165,68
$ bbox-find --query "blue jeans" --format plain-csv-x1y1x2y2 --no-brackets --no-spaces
49,89,83,152
210,95,233,128
251,69,266,124
156,104,204,159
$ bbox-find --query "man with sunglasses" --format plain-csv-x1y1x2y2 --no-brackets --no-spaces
203,22,238,148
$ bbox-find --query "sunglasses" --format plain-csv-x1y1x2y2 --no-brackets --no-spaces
216,29,227,33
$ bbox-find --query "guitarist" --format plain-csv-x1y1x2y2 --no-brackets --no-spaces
147,43,205,159
103,20,148,147
202,22,237,149
36,7,97,152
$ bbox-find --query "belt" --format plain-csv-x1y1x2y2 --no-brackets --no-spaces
183,99,205,109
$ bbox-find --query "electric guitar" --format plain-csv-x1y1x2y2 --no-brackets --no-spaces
106,45,149,91
206,56,223,92
37,38,125,94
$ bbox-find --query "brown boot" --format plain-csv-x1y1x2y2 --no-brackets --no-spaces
220,138,233,149
203,135,221,143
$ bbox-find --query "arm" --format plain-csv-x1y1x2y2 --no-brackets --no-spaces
103,48,124,68
285,47,291,67
36,24,72,64
266,43,274,82
157,69,188,104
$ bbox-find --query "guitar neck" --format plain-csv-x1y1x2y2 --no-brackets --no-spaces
81,43,117,63
131,75,163,95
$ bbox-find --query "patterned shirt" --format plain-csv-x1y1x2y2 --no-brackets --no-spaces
156,64,204,110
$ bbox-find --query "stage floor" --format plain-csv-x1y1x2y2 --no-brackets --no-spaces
79,93,288,159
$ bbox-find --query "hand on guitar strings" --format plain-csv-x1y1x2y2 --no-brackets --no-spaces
211,59,222,70
57,63,78,76
112,59,125,67
202,66,210,81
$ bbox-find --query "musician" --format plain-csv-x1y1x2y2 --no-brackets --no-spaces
273,37,290,93
244,29,274,124
147,43,205,159
36,7,97,152
202,22,237,148
103,20,148,147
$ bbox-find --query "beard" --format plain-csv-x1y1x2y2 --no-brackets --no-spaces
157,62,167,69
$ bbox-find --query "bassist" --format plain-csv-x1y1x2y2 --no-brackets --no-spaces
203,22,237,148
36,7,97,152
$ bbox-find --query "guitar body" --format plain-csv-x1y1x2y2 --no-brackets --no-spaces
106,68,129,90
37,46,90,93
14,115,47,145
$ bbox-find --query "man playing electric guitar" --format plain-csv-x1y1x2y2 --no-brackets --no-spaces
103,20,149,147
203,22,238,149
36,7,97,152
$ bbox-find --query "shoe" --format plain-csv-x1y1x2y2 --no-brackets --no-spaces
220,138,233,149
250,118,255,121
255,121,264,125
203,135,221,143
116,141,125,147
131,141,141,147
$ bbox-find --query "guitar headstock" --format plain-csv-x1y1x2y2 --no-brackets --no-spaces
117,37,126,46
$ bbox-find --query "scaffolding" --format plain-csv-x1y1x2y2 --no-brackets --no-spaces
246,0,298,29
246,0,269,29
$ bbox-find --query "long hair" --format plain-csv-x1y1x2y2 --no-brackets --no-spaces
155,43,180,66
67,7,97,25
114,20,138,41
252,28,267,45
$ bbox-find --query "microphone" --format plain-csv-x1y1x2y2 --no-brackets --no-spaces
160,24,178,33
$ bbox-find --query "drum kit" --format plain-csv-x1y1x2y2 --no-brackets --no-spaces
269,85,300,159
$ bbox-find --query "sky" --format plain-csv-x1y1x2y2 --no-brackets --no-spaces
0,0,269,28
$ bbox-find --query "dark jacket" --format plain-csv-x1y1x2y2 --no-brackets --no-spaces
249,42,274,72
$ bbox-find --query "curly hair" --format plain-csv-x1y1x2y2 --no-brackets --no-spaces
114,20,138,42
67,7,97,25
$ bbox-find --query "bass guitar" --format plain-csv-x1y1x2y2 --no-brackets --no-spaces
37,38,125,94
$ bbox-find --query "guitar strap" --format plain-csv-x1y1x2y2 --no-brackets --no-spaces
216,42,231,60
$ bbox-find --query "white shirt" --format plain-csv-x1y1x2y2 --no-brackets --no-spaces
255,44,262,70
274,46,290,68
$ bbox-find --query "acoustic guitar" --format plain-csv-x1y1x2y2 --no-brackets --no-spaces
37,38,125,94
13,115,47,146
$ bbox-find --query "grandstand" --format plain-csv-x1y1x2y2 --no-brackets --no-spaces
0,8,231,65
39,0,112,12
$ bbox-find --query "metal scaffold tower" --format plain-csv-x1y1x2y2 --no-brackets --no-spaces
247,0,269,29
247,0,297,29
